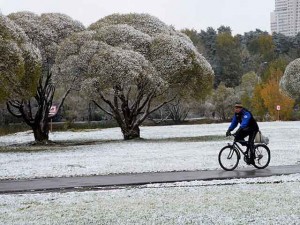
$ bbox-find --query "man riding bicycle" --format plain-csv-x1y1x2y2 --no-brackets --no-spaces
226,102,259,164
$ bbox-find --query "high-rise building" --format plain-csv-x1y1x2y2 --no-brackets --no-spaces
271,0,300,36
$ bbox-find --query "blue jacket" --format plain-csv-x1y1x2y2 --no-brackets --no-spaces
228,108,258,131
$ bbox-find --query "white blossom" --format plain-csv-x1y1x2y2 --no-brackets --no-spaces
280,58,300,99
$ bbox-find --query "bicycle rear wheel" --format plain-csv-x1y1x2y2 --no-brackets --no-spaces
253,144,271,169
218,146,239,171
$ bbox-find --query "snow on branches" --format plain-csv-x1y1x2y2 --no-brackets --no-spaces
94,24,152,55
280,58,300,99
8,12,85,65
89,13,176,36
0,15,41,101
56,13,213,95
150,33,213,80
0,14,28,43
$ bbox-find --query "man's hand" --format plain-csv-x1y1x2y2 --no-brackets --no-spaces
226,130,231,137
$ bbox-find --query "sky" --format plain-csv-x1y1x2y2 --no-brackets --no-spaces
0,0,275,35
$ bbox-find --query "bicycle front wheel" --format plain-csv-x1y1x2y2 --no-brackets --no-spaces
253,144,271,169
218,146,239,171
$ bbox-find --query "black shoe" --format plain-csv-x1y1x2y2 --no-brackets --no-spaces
249,157,255,165
244,156,251,165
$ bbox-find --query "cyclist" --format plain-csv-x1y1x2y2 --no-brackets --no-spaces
226,102,259,164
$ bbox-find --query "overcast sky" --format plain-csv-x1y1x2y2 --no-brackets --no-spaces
0,0,275,35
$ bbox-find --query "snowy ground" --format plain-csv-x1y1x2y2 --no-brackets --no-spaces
0,121,300,224
0,121,299,179
1,175,300,224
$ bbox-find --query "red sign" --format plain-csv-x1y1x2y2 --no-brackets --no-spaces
49,105,58,115
276,105,281,111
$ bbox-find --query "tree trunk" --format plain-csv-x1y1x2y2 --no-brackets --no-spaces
122,126,140,140
6,67,71,145
32,121,50,143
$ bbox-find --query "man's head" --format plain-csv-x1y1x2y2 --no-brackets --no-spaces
234,102,243,113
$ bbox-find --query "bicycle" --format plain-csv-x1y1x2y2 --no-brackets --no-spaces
218,133,271,171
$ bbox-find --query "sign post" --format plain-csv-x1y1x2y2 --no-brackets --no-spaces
276,105,281,121
49,105,58,132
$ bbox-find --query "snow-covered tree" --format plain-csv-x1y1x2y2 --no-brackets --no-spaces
8,12,84,66
4,12,84,143
55,13,214,140
0,15,41,101
280,58,300,99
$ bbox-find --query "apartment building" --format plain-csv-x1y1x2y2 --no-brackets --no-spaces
271,0,300,36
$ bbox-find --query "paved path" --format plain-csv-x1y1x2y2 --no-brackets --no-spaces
1,165,300,194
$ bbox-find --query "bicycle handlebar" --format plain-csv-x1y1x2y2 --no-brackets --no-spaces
227,132,236,137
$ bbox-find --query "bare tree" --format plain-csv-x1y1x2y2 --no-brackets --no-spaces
165,98,190,123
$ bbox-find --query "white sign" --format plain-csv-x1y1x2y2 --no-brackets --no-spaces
49,105,58,115
276,105,281,111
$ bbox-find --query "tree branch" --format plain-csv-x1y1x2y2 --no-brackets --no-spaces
133,96,176,127
92,100,113,116
6,101,22,118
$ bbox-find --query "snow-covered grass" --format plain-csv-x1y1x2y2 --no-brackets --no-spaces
1,174,300,224
1,121,300,224
0,121,299,179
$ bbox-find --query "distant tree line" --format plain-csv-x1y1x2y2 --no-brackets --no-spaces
182,26,300,121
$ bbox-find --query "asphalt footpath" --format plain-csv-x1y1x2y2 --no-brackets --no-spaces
1,165,300,194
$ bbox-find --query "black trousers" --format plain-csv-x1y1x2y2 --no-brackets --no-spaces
234,128,258,146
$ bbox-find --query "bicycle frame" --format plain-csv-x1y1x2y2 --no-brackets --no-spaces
227,141,249,160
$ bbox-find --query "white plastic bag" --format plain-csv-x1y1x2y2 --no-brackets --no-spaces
255,131,269,145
